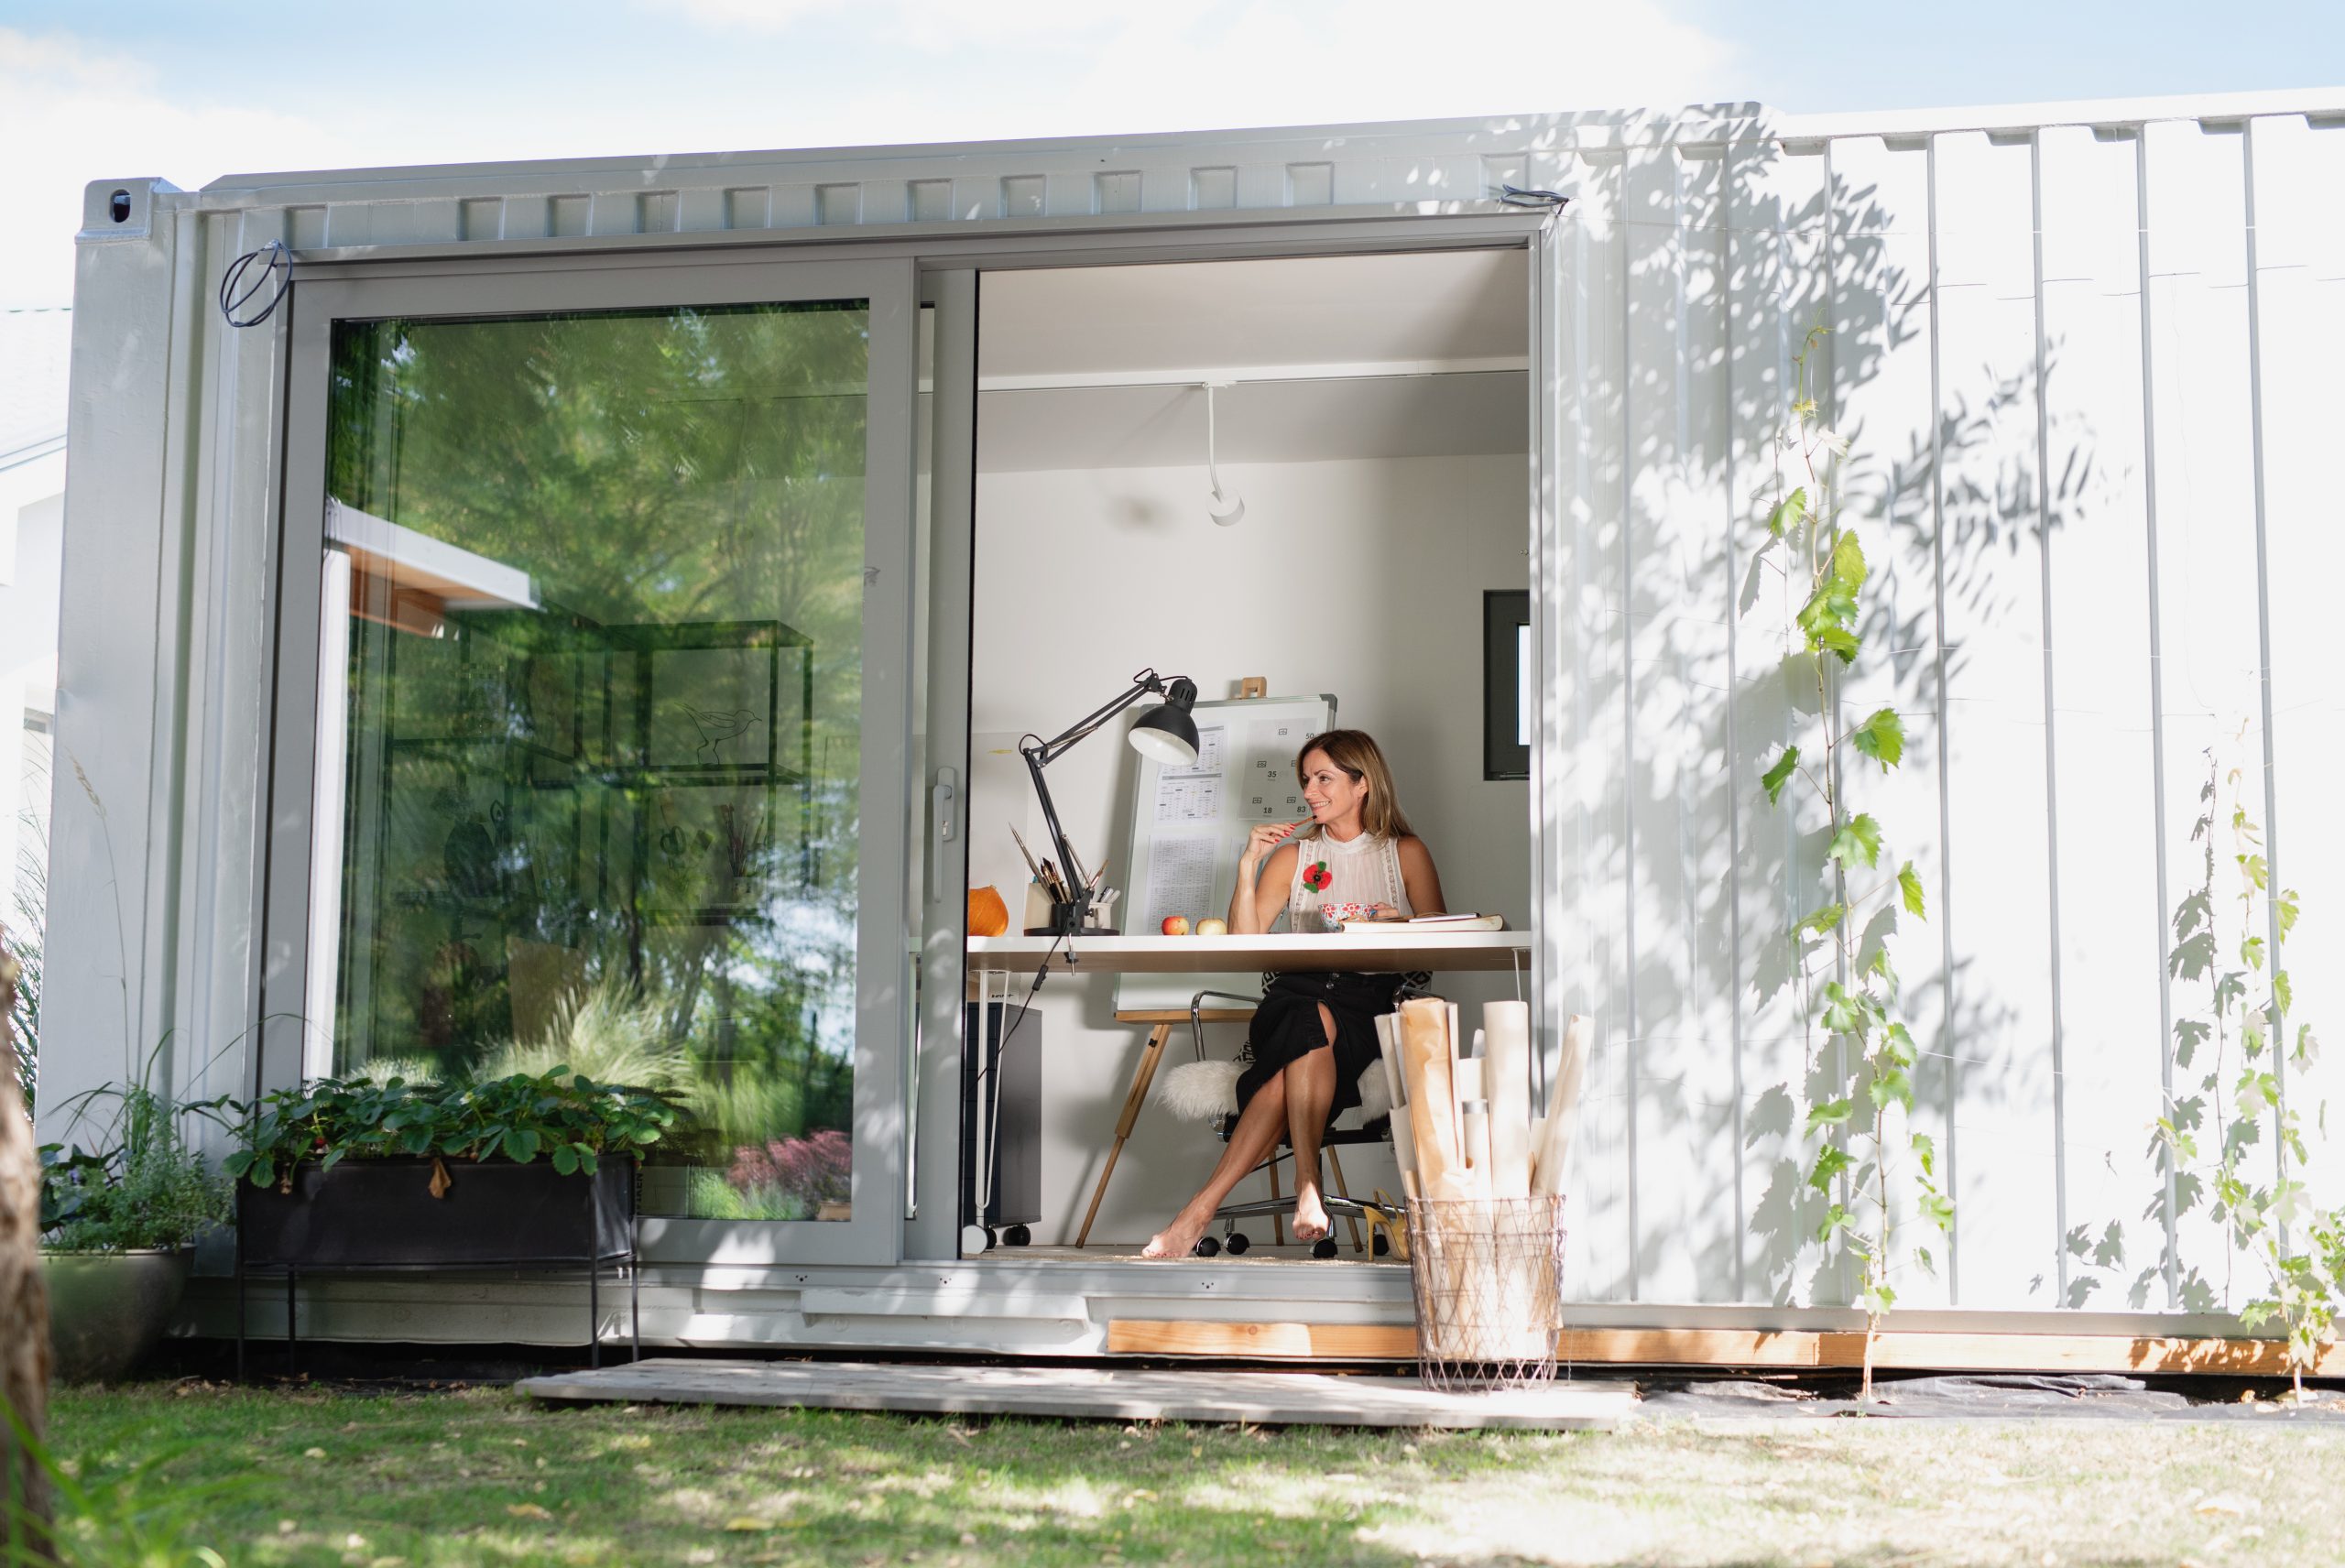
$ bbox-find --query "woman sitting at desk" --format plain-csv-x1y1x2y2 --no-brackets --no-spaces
1141,728,1444,1258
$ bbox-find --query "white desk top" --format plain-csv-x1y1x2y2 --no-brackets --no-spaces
965,931,1531,975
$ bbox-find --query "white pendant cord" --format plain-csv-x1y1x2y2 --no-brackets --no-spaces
1204,382,1245,526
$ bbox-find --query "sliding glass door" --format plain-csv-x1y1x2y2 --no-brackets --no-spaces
265,257,917,1264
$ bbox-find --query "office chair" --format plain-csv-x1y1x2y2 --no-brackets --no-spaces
1154,987,1400,1258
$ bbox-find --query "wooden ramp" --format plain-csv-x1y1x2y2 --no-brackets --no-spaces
518,1357,1634,1431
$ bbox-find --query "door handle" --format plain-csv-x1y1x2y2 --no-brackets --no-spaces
932,768,958,845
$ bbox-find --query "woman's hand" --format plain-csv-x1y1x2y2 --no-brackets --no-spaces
1239,819,1307,872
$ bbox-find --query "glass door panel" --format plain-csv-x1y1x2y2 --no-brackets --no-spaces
273,261,916,1264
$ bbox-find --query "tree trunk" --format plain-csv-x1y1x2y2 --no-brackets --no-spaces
0,937,51,1552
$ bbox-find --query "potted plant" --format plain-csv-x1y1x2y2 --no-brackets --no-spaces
227,1067,677,1270
39,1083,233,1382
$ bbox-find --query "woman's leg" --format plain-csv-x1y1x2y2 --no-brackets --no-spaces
1141,1069,1290,1258
1283,1005,1340,1242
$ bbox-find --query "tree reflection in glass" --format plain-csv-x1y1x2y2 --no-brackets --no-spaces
319,303,867,1220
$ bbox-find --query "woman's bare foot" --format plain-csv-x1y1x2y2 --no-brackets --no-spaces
1141,1212,1209,1258
1292,1186,1330,1243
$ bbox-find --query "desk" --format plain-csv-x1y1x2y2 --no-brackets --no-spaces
965,932,1532,1248
966,931,1531,975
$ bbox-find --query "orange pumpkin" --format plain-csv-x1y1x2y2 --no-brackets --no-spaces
966,885,1010,937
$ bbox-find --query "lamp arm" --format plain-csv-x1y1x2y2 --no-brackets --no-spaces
1024,668,1171,768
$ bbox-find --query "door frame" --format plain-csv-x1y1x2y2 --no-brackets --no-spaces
256,207,1554,1277
258,255,920,1267
902,213,1555,1264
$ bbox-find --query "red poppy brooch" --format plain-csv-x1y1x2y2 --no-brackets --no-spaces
1303,860,1332,892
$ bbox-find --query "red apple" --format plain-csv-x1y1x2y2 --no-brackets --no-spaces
1161,915,1191,936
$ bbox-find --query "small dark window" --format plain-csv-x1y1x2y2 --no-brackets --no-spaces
1483,589,1530,781
109,190,132,224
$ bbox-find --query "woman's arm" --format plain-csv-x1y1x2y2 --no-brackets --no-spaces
1396,835,1446,917
1229,834,1302,935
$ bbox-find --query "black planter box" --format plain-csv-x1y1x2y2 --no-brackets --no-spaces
237,1158,634,1269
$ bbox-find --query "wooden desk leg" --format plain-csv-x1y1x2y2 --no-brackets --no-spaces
1074,1023,1174,1249
1325,1144,1366,1254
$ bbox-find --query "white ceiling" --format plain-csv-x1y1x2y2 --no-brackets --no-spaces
973,249,1529,473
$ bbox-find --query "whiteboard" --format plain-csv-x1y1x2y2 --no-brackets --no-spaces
1113,693,1336,1016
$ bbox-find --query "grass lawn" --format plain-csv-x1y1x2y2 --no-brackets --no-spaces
32,1380,2345,1566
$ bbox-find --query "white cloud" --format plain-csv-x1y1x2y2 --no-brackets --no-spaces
0,27,359,307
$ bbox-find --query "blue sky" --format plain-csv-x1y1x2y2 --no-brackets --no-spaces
3,0,2339,306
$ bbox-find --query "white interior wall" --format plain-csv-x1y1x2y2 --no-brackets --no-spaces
969,453,1528,1247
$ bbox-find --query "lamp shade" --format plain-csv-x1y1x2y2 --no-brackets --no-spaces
1127,678,1201,766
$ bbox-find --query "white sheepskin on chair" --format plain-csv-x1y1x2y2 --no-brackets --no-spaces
1157,1059,1243,1121
1156,1060,1394,1124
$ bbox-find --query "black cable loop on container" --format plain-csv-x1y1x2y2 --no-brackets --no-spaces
219,242,291,328
1498,184,1572,212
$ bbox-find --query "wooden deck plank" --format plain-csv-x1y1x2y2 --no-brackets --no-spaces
1105,1321,2345,1375
518,1358,1632,1430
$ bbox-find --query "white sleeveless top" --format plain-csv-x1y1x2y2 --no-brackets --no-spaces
1284,830,1412,929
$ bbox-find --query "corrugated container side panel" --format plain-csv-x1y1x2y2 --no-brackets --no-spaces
2249,116,2345,1208
1827,134,1949,1310
2036,124,2166,1312
1553,150,1635,1301
1621,142,1740,1303
176,206,285,1114
1723,136,1838,1306
1929,129,2060,1311
2142,118,2265,1313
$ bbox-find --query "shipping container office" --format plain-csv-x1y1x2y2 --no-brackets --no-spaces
43,90,2345,1359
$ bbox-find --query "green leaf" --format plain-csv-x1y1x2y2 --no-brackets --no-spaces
1805,1098,1855,1134
507,1127,541,1164
1862,1279,1898,1317
1821,981,1878,1036
1918,1192,1955,1230
1898,861,1926,920
1914,1245,1937,1276
1910,1131,1936,1179
1850,707,1905,769
1882,1021,1918,1070
2276,888,2300,938
1795,533,1869,665
1761,746,1800,806
2273,970,2293,1017
1868,1066,1913,1112
551,1144,580,1176
1797,903,1846,941
1809,1147,1853,1194
1816,1202,1852,1243
2241,934,2266,972
1827,812,1884,869
1766,486,1808,539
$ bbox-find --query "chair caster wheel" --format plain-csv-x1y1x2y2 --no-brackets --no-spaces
1193,1236,1221,1258
1371,1233,1391,1258
1312,1237,1338,1259
1002,1225,1031,1247
1223,1232,1249,1256
960,1224,993,1255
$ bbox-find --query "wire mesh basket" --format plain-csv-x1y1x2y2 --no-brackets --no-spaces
1402,1194,1568,1391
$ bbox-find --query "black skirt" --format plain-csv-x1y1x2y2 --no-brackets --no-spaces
1234,971,1406,1136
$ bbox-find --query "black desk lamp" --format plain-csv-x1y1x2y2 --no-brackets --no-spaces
1020,668,1199,936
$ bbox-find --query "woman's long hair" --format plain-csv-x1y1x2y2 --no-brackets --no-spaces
1293,729,1415,841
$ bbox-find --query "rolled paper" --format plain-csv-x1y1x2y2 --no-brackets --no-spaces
1389,1102,1419,1179
1530,1014,1593,1197
1472,1027,1486,1057
1484,1000,1533,1200
1461,1104,1493,1200
1452,1057,1484,1103
1374,1012,1406,1117
1445,1001,1465,1156
1398,996,1462,1195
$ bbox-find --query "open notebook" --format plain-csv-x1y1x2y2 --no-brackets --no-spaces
1338,912,1506,932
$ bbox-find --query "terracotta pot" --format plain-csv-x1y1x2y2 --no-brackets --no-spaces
42,1248,191,1384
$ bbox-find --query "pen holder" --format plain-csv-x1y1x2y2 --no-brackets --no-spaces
1024,897,1117,937
1021,879,1053,933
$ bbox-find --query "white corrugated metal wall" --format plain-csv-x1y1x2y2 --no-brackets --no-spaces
1543,108,2345,1312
